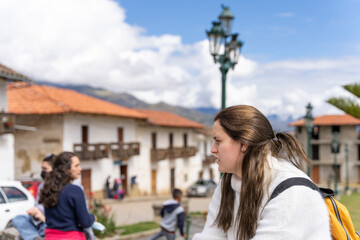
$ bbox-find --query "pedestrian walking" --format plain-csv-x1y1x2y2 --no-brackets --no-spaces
150,189,186,240
39,152,95,240
193,105,331,240
105,175,112,198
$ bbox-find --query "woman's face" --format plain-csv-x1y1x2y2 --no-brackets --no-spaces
70,156,82,180
211,120,245,178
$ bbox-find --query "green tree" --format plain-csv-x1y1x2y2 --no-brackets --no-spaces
327,83,360,119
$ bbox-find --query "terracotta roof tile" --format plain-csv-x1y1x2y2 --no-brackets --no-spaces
289,114,360,126
7,83,146,119
0,63,32,82
137,109,203,128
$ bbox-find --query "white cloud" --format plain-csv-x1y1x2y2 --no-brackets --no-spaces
0,0,359,120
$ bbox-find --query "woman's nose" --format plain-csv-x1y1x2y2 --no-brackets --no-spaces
211,143,217,154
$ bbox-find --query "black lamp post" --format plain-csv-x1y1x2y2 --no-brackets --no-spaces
206,5,244,110
345,143,349,192
332,131,339,195
304,103,314,177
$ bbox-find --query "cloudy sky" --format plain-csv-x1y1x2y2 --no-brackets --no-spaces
1,0,360,120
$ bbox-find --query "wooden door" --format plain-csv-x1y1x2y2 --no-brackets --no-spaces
81,169,91,199
312,166,320,184
120,165,128,195
151,170,157,195
170,168,175,192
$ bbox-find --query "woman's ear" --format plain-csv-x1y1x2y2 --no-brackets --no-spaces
241,144,248,152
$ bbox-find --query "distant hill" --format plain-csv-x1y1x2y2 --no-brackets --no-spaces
36,81,294,130
37,81,214,126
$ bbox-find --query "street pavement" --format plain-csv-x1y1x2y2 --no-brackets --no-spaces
104,196,211,226
102,196,211,240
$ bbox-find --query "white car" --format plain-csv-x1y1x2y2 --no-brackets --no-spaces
0,180,35,231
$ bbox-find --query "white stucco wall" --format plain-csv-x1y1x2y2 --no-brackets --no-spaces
14,115,64,179
137,125,211,195
63,114,139,194
0,134,15,180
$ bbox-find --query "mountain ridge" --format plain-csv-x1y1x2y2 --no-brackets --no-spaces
36,80,294,130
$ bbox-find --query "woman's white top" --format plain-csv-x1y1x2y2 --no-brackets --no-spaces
193,156,331,240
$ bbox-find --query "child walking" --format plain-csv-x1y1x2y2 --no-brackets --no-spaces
150,189,186,240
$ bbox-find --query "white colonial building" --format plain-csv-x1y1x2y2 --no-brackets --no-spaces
8,82,217,198
290,114,360,188
8,82,146,198
134,109,218,196
0,64,32,180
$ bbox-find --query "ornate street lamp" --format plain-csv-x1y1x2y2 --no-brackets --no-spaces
206,5,244,110
304,103,314,177
332,131,339,195
345,143,349,192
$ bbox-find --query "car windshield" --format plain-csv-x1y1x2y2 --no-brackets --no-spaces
2,187,28,202
194,180,215,186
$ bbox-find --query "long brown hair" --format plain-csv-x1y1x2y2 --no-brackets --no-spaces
39,152,77,208
213,105,309,240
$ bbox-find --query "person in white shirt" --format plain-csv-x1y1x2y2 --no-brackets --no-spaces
193,105,331,240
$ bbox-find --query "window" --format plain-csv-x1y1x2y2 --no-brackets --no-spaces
169,133,173,149
312,145,319,160
312,126,319,140
82,125,88,143
297,126,302,134
0,191,5,204
183,133,188,148
332,125,340,133
2,187,27,202
118,128,123,142
151,132,157,149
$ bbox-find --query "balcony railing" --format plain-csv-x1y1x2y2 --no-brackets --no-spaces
151,149,168,162
203,155,216,167
0,113,15,134
74,142,140,161
74,143,110,160
151,146,198,162
110,142,140,161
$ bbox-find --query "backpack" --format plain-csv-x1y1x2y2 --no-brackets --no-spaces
269,177,360,240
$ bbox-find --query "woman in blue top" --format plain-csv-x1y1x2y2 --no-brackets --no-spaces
39,152,95,240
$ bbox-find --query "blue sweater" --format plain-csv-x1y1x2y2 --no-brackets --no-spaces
45,183,95,232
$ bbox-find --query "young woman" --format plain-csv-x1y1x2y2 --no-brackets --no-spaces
39,152,95,240
193,105,331,240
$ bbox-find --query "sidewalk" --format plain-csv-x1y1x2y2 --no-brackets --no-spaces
101,196,210,240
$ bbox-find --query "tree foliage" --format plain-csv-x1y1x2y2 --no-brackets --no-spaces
327,83,360,119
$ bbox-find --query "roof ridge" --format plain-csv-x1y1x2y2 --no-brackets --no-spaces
35,85,72,112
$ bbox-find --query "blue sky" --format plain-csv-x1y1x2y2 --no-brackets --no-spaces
1,0,360,119
118,0,360,60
